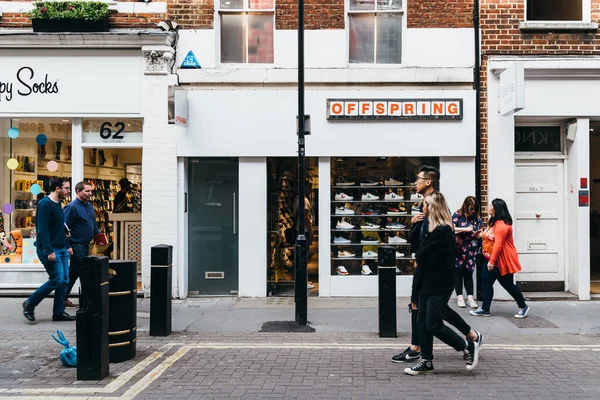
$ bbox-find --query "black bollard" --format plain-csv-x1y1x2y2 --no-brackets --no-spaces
108,260,137,363
77,255,110,380
150,245,172,336
377,246,397,338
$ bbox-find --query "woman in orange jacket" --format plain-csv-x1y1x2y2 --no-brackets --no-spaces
470,198,529,318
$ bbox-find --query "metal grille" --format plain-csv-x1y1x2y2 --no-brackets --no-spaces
504,316,558,328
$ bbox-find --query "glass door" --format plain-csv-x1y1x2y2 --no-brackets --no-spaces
188,158,239,295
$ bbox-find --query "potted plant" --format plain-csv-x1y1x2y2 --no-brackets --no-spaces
28,1,111,33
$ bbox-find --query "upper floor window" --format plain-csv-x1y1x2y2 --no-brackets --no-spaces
348,0,403,64
526,0,582,21
220,0,275,64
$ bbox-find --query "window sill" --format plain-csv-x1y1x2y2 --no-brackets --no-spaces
519,21,598,31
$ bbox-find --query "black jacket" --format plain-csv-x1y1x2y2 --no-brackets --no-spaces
415,224,455,296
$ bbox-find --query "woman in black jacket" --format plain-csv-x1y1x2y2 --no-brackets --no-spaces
405,192,483,376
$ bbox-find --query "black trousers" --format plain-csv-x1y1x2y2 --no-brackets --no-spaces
454,268,474,297
67,243,89,299
418,292,468,360
410,297,471,347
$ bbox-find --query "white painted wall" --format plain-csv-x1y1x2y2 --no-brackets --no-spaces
403,29,474,68
178,88,476,158
318,157,332,297
440,157,477,212
238,157,267,297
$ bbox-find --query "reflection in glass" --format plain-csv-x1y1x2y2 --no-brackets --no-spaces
248,14,274,63
376,13,402,64
221,13,246,63
349,14,375,63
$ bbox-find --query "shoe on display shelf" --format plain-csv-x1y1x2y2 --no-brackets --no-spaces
395,266,402,274
360,239,379,244
411,193,424,201
338,250,356,258
395,252,405,258
360,222,380,230
337,177,355,186
333,236,351,244
307,282,315,289
388,236,407,244
361,193,380,201
335,207,355,215
384,178,404,186
361,265,373,275
386,207,405,216
336,221,355,230
360,179,380,186
336,266,349,275
411,208,423,215
362,251,378,258
335,192,354,201
362,207,380,215
386,223,406,230
384,192,403,200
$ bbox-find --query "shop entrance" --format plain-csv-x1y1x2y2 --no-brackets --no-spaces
188,158,239,295
589,125,600,294
267,157,318,297
514,160,565,290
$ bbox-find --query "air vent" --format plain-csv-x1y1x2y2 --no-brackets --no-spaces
205,271,225,279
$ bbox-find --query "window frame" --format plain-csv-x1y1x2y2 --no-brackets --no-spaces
346,0,405,67
524,0,590,23
217,0,276,66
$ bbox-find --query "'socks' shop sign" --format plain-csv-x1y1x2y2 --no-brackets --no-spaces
0,67,59,102
327,99,463,120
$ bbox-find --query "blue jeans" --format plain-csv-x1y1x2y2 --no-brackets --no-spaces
27,247,70,316
481,259,527,312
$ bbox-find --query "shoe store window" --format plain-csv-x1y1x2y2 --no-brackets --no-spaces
267,157,318,296
0,118,72,265
331,157,439,277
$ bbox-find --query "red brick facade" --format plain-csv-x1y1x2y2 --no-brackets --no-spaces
275,0,344,30
479,0,600,209
407,0,474,28
167,0,214,30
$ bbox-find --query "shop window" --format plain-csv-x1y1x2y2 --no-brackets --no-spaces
0,118,72,265
331,157,438,276
515,126,562,153
349,0,403,64
220,0,275,64
526,0,583,22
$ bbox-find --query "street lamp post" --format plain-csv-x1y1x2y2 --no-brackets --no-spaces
294,0,308,326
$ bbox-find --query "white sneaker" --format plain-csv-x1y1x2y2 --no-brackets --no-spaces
337,266,349,275
411,193,423,201
361,265,373,275
338,250,355,258
361,193,380,201
386,223,406,230
335,192,354,200
384,192,403,200
337,178,355,186
395,252,405,258
395,266,402,274
388,236,407,244
360,179,380,186
335,207,354,215
467,299,479,309
411,209,423,215
385,178,403,186
457,298,466,308
336,221,355,230
307,282,315,289
360,222,380,230
333,236,351,244
362,251,377,258
360,239,379,244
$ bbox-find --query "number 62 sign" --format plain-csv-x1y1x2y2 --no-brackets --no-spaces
100,122,125,140
82,119,143,144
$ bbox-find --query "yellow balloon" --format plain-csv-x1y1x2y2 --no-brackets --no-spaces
6,158,18,170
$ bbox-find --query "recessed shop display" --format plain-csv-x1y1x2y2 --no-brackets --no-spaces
330,157,438,277
327,99,463,120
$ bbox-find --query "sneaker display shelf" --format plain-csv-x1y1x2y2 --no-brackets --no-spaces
330,181,420,276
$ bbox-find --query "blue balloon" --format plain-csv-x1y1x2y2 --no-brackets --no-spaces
30,184,42,196
8,128,19,139
36,134,47,145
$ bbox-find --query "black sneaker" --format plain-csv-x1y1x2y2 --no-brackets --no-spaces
404,358,434,376
464,336,482,371
22,300,35,322
391,347,421,363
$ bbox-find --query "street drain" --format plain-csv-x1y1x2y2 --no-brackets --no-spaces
504,316,558,328
260,321,316,333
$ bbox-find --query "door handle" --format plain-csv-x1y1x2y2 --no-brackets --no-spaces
535,213,541,219
233,192,237,235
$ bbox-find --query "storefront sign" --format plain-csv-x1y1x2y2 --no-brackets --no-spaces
514,126,561,152
500,61,525,116
326,99,463,120
82,118,143,144
0,66,59,103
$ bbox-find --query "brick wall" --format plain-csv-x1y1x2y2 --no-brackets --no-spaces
275,0,344,30
0,0,167,29
407,0,473,28
167,0,214,29
479,0,600,210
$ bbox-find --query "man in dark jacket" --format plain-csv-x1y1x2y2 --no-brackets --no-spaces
392,166,482,363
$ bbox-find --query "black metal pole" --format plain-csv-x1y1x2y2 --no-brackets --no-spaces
294,0,308,326
474,0,483,300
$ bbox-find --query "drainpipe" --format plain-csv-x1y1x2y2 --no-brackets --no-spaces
474,0,482,206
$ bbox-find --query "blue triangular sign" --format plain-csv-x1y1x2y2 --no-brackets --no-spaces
181,50,201,69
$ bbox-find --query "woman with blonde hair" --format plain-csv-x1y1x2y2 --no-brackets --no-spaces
405,192,482,376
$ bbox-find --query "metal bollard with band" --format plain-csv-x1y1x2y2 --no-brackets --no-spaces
108,260,137,363
377,246,397,338
150,244,172,336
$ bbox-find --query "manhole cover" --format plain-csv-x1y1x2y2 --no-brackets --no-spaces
504,316,558,328
259,321,315,333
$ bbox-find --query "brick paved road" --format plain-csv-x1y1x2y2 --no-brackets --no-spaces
1,332,600,400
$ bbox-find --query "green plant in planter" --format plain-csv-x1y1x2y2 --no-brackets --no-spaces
28,1,110,21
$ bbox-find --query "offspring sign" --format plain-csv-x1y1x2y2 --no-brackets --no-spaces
327,99,463,120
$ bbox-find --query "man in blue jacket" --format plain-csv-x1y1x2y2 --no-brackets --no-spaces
64,181,101,308
23,178,74,322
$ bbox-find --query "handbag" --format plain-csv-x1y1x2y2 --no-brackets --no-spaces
481,226,494,261
51,330,77,368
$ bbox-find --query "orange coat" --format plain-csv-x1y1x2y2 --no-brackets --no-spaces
483,221,522,276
